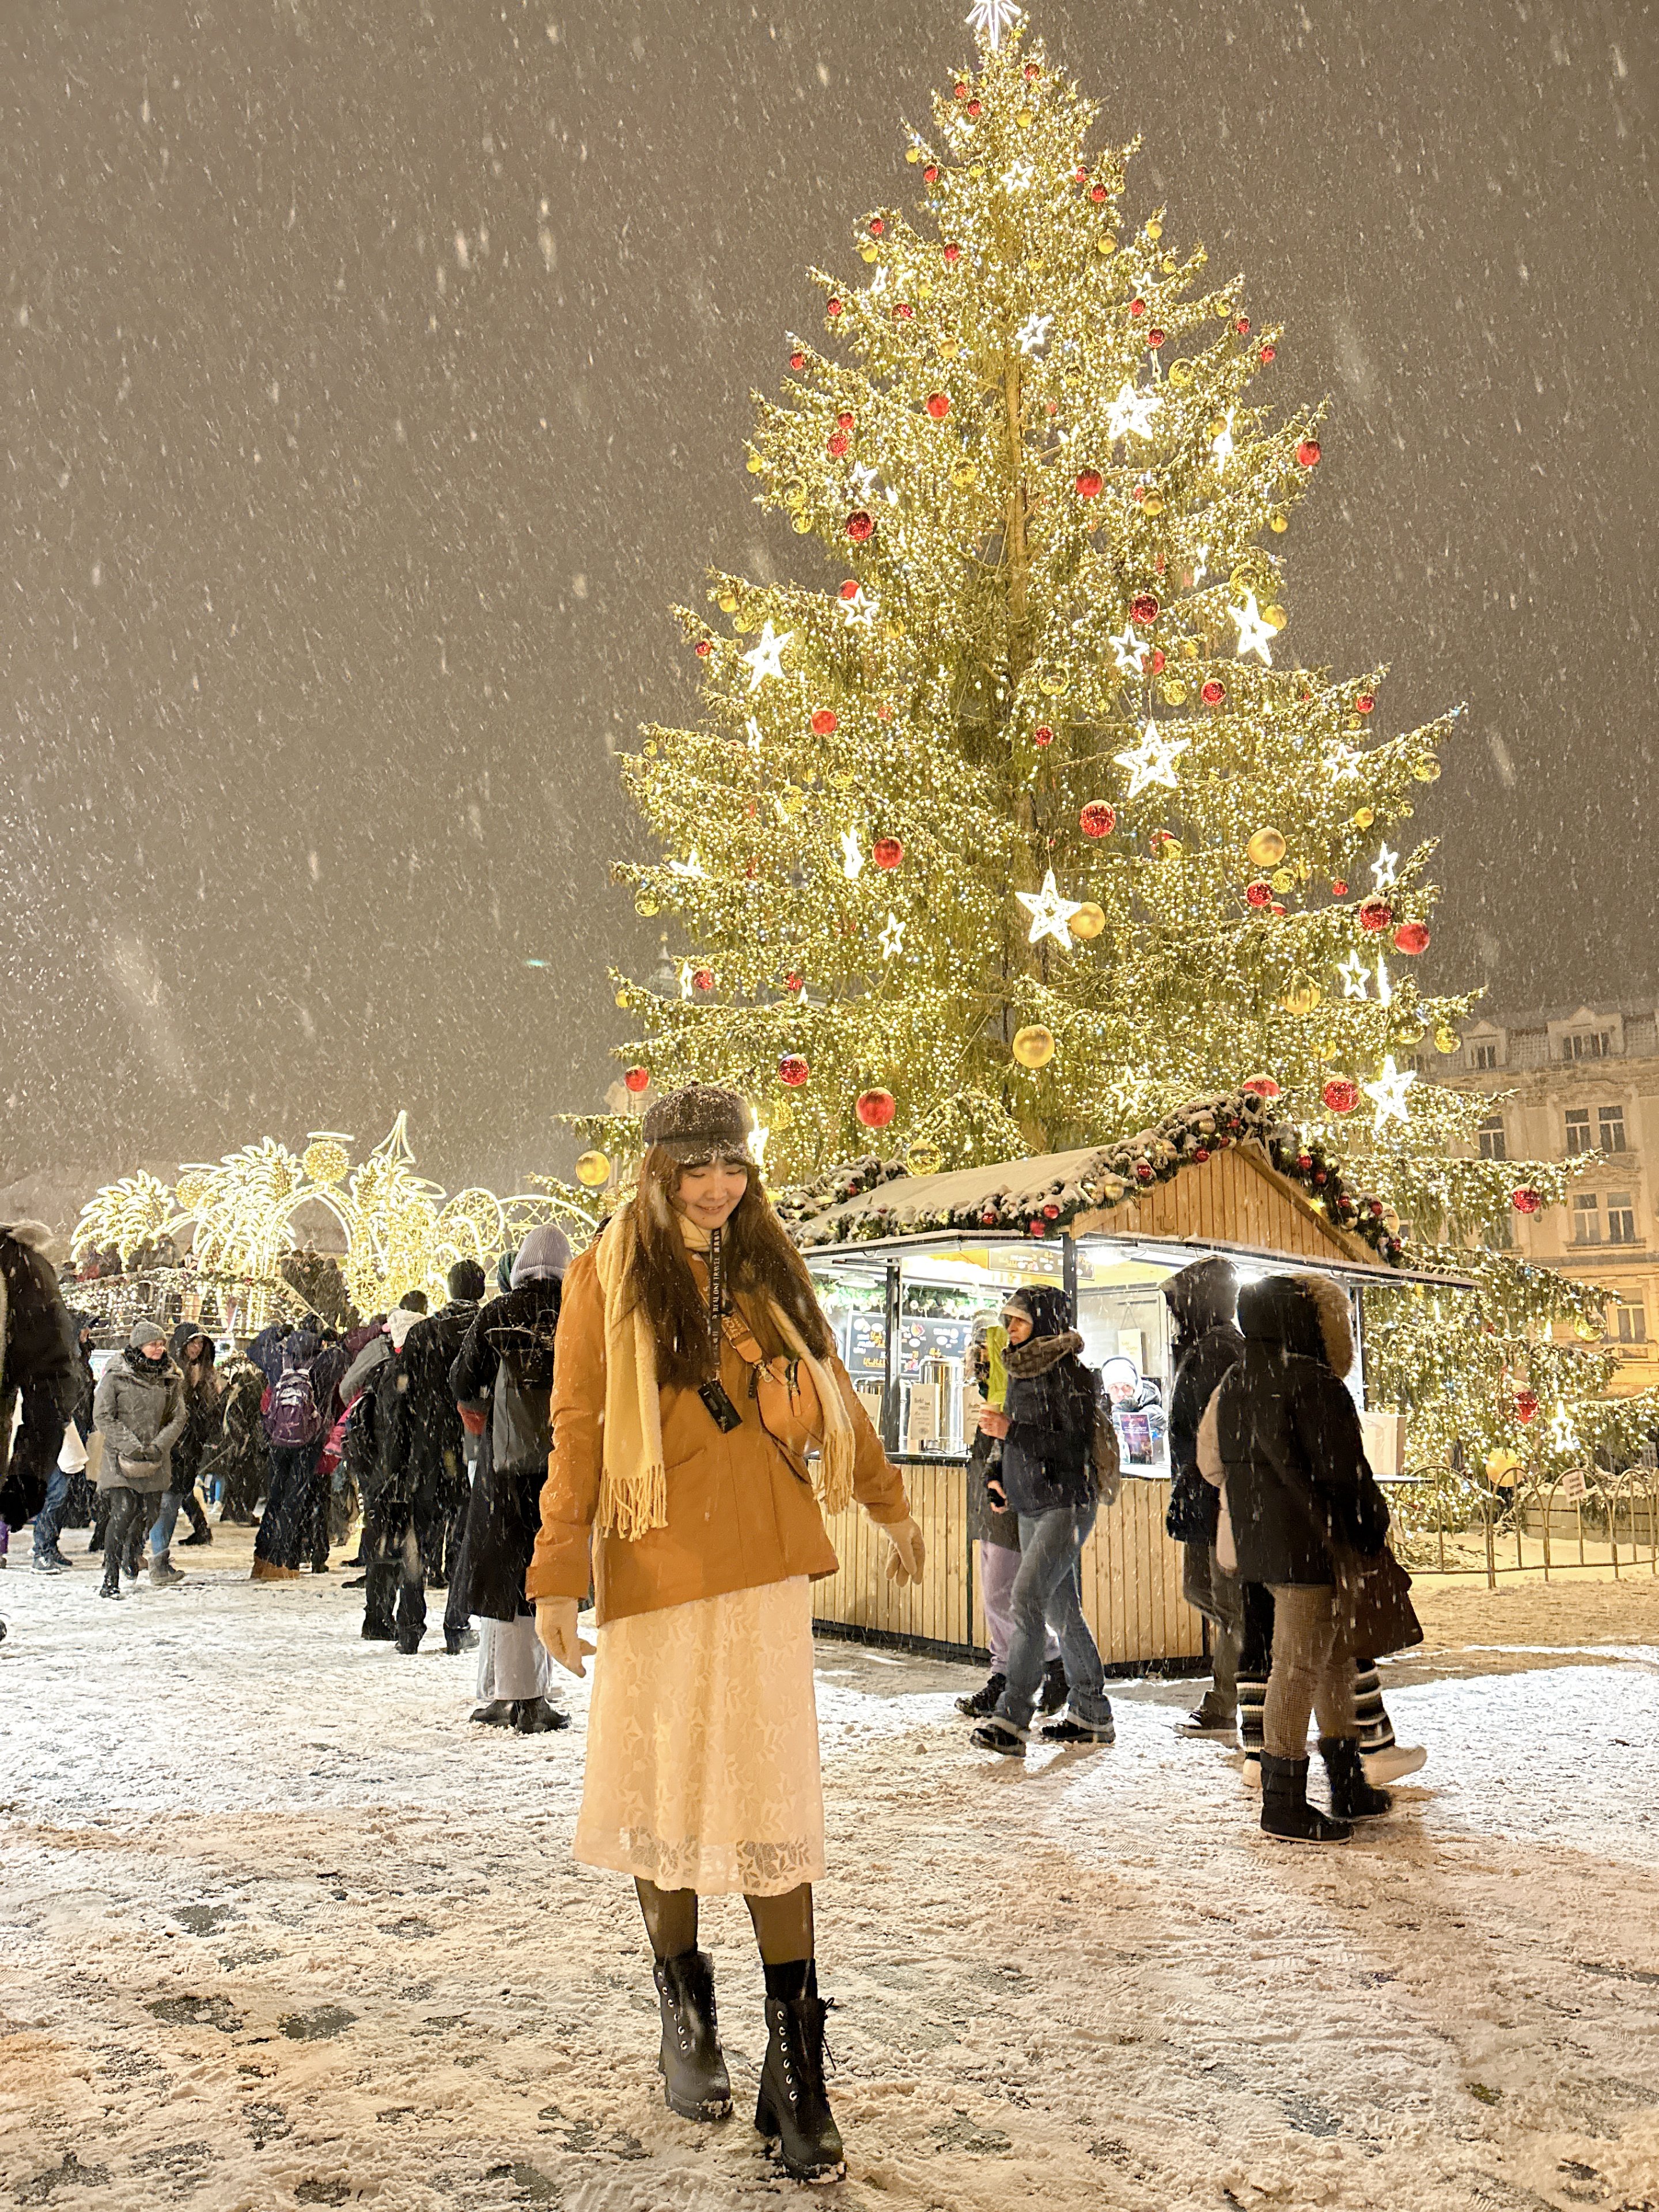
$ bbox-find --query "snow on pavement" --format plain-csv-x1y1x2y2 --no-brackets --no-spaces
2,1537,1657,2212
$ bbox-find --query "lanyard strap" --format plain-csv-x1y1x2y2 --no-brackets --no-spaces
706,1227,725,1378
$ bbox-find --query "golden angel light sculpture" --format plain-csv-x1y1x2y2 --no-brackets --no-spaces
72,1113,587,1328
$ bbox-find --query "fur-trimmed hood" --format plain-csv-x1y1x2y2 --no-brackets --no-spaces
1,1219,59,1262
1293,1272,1355,1377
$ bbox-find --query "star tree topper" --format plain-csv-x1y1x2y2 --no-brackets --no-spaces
1016,869,1085,948
967,0,1024,50
1113,719,1190,797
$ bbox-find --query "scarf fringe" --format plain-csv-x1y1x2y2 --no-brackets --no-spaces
597,1457,667,1543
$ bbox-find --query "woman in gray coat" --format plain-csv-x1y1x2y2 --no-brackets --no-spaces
93,1320,187,1598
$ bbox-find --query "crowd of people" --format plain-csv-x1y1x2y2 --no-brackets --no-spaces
1,1103,1425,2181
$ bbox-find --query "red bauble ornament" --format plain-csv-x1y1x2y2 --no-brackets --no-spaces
692,967,714,992
1511,1186,1542,1215
1259,343,1277,363
1134,1160,1155,1181
810,707,839,736
839,577,859,600
1080,800,1116,838
789,349,806,370
1131,592,1160,624
1514,1388,1539,1424
785,971,804,993
827,431,849,457
1393,921,1430,956
778,1054,810,1088
694,639,712,658
1297,438,1322,467
1033,725,1054,747
925,391,951,420
1192,1145,1211,1164
1236,316,1252,336
1090,183,1107,202
1075,468,1104,498
623,1066,650,1094
953,80,969,100
836,410,855,430
1242,1073,1281,1098
1028,1220,1047,1237
965,98,982,116
1245,880,1273,908
1147,328,1165,349
873,836,904,870
825,297,843,317
1297,1152,1314,1172
893,300,915,320
1358,897,1393,933
1132,483,1147,502
1201,679,1227,706
855,1088,897,1129
1150,647,1166,675
1025,61,1040,80
1330,880,1349,899
846,509,874,541
943,241,962,264
980,1209,999,1228
868,217,885,237
1128,297,1146,319
1355,692,1374,713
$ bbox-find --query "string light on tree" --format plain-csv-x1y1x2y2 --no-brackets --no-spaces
1113,719,1189,796
1016,869,1085,948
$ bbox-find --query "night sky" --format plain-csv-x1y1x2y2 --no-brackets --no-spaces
3,0,1652,1199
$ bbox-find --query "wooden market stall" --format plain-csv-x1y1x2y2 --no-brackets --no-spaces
784,1092,1446,1672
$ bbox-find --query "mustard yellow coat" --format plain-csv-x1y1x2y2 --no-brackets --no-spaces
526,1245,911,1626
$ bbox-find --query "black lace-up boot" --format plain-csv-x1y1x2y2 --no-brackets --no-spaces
755,1978,844,2183
653,1949,731,2122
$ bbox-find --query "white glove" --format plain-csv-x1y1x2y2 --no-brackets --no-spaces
535,1596,596,1678
882,1516,926,1586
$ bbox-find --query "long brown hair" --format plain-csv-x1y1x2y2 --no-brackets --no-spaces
626,1146,835,1390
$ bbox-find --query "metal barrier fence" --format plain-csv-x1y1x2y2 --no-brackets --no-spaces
1388,1464,1659,1587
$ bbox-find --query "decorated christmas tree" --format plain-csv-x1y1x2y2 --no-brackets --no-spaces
591,5,1656,1479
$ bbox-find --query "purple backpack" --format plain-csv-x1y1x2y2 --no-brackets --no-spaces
264,1363,321,1447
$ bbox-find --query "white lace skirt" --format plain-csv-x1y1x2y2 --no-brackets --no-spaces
573,1576,824,1896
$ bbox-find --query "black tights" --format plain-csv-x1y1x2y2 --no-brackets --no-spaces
635,1878,814,1971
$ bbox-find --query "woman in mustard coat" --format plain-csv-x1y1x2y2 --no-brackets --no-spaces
530,1084,923,2182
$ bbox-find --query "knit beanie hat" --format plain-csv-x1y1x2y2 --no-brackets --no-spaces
130,1319,168,1352
641,1084,754,1165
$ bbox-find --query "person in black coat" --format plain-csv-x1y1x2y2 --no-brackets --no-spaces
969,1285,1115,1756
30,1305,96,1572
401,1262,485,1589
0,1224,77,1560
1202,1272,1393,1843
1162,1256,1244,1736
449,1228,571,1733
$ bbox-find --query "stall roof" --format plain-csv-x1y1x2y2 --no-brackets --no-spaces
781,1092,1474,1290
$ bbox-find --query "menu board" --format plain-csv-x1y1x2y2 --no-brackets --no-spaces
843,1314,973,1379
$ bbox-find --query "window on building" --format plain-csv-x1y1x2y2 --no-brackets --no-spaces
1599,1105,1627,1152
1564,1031,1611,1060
1472,1042,1498,1070
1565,1108,1593,1156
1607,1192,1638,1244
1572,1192,1601,1244
1477,1112,1508,1161
1613,1300,1648,1344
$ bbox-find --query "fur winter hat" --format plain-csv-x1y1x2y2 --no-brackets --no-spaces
1291,1272,1356,1377
642,1084,754,1165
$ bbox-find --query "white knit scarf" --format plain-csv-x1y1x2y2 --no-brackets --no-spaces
592,1198,858,1541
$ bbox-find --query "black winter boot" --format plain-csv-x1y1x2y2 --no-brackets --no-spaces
756,1982,844,2181
1319,1736,1392,1820
509,1698,569,1733
1038,1657,1070,1716
1260,1752,1351,1844
652,1949,731,2122
955,1672,1005,1718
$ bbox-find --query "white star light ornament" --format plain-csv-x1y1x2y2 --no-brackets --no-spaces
1107,380,1161,441
839,585,879,631
1370,842,1400,891
1324,741,1363,781
967,0,1024,50
1113,719,1190,797
1109,621,1151,678
879,911,906,960
667,850,708,880
1363,1056,1416,1126
745,717,764,752
1230,590,1276,666
1211,412,1236,471
848,461,881,501
1336,952,1370,1001
1015,310,1052,354
840,829,865,881
1016,870,1086,948
741,620,792,690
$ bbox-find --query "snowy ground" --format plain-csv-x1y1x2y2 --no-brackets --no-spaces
3,1535,1657,2212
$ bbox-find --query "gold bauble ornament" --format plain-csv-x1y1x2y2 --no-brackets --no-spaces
1161,682,1186,706
950,464,977,489
1246,826,1287,867
574,1150,612,1190
1269,509,1289,533
745,453,764,475
1270,867,1294,893
1145,219,1164,240
1168,360,1194,390
791,513,813,535
1012,1024,1056,1070
1016,107,1035,128
615,990,628,1009
1096,236,1116,256
859,243,880,263
1161,255,1178,275
717,590,738,613
1069,901,1106,940
1351,806,1376,830
1180,638,1200,660
905,145,921,164
782,480,806,511
732,611,755,634
1142,495,1164,516
1214,418,1232,440
1038,669,1068,696
1264,604,1287,631
1281,976,1321,1015
1413,759,1441,783
1434,1025,1460,1055
907,1139,944,1177
937,337,959,360
636,892,659,917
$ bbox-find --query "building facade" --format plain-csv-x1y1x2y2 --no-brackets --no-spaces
1432,1003,1658,1396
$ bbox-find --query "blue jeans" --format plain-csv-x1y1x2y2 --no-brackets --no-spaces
32,1466,72,1558
995,1505,1111,1729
